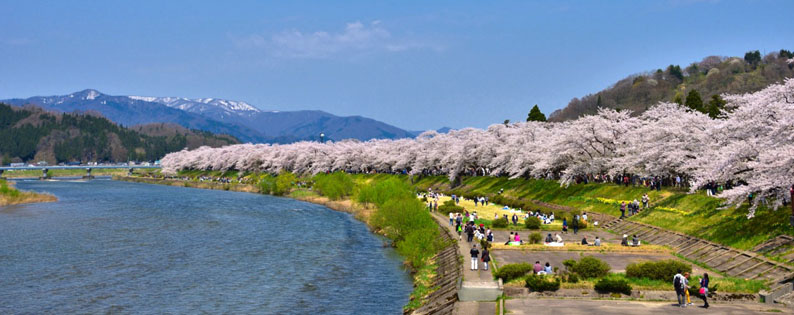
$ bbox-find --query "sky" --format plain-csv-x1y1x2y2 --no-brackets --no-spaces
1,0,793,131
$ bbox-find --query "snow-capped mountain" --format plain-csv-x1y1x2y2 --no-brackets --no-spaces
129,95,261,119
3,89,417,144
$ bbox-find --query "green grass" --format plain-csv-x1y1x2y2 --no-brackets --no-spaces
395,175,794,252
4,168,146,178
403,262,439,312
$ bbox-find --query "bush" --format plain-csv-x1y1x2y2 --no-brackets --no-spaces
273,170,296,196
313,172,354,200
524,216,541,229
356,178,414,206
565,273,579,283
438,199,464,215
492,217,509,228
625,259,692,281
595,278,632,295
562,259,577,271
525,275,561,292
571,256,611,279
493,263,533,282
529,232,542,244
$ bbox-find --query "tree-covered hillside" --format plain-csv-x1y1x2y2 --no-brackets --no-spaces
0,103,238,165
549,49,794,121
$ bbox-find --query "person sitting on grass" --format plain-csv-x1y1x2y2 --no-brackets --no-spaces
544,262,553,274
581,236,588,245
514,232,522,244
632,234,640,246
555,233,563,244
506,232,514,245
594,236,601,246
545,233,554,243
533,261,543,274
621,234,629,246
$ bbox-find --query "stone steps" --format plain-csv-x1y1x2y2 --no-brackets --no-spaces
600,215,794,287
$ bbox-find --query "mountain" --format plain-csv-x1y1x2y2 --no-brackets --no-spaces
4,90,417,143
2,89,265,143
409,127,452,137
130,94,416,143
0,103,238,164
549,49,794,121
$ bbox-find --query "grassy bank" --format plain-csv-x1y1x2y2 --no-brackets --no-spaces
0,179,57,206
401,175,794,252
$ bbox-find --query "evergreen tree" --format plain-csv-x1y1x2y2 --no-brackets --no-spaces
503,119,510,125
667,65,684,81
707,94,726,119
596,95,602,107
685,90,704,113
744,50,762,65
526,105,547,122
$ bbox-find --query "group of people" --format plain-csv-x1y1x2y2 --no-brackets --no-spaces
674,270,710,308
620,234,641,246
620,194,650,218
561,213,587,234
468,244,491,271
533,261,554,275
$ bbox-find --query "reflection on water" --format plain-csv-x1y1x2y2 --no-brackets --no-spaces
0,179,411,314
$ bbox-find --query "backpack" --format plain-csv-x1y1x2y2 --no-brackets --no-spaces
673,275,682,290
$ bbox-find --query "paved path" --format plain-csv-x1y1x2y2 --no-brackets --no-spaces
432,213,500,315
505,298,792,315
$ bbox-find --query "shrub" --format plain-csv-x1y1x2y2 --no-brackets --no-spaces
625,259,692,281
529,232,542,244
257,174,276,194
524,216,541,229
562,259,577,271
273,170,296,196
595,278,632,295
525,275,561,292
571,256,611,279
493,263,533,282
356,178,414,206
566,273,579,283
492,217,509,228
313,172,354,200
438,199,464,215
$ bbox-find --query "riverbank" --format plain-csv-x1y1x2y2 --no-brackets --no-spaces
0,179,57,206
114,175,459,314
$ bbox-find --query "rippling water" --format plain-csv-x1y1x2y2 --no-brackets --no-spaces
0,179,412,314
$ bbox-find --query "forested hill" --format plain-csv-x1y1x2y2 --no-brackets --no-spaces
549,49,794,121
0,103,238,165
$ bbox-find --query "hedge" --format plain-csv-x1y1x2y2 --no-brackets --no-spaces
525,275,561,292
594,278,632,295
571,256,611,279
524,216,541,229
625,259,692,281
493,263,533,282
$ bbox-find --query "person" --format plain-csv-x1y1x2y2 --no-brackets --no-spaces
466,223,475,242
684,272,692,306
456,213,462,227
470,245,480,270
621,234,628,246
674,270,686,307
581,236,588,245
572,215,580,234
506,232,514,245
555,233,563,244
512,214,518,226
449,212,454,226
620,201,626,218
545,233,554,243
594,236,601,246
700,273,710,308
486,229,494,242
632,234,639,246
481,247,491,271
642,193,649,209
562,218,568,234
533,261,543,274
494,213,499,220
582,212,588,222
514,232,522,244
456,223,462,240
474,198,478,206
544,262,553,274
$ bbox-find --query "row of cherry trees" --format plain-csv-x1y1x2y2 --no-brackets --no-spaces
161,79,794,217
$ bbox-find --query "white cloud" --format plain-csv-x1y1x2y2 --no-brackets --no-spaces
233,21,440,59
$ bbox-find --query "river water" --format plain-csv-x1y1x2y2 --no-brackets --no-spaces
0,179,412,314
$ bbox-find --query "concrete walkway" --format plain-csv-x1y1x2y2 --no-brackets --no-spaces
432,213,501,314
505,298,792,314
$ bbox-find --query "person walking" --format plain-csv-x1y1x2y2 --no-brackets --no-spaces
700,273,710,308
481,247,491,271
466,223,475,243
511,214,518,226
620,201,626,219
456,223,462,240
684,272,692,306
449,212,454,226
562,218,568,234
642,193,649,209
470,245,480,270
572,215,580,234
674,270,686,308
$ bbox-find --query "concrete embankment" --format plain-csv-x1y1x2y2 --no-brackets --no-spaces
114,176,461,314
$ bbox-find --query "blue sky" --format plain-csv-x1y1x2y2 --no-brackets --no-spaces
1,0,792,130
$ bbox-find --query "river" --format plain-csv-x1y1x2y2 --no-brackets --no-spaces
0,178,412,314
